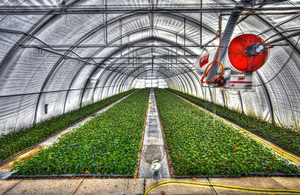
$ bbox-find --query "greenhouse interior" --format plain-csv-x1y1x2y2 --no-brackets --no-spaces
0,0,300,194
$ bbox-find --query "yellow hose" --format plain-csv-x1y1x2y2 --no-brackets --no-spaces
144,180,300,195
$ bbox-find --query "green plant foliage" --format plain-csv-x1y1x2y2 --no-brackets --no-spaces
11,89,149,176
168,88,300,155
0,90,136,163
154,89,299,176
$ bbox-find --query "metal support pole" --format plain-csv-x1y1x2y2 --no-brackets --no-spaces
176,34,177,69
151,13,154,37
120,19,122,56
221,90,226,107
200,0,202,47
219,14,222,37
208,86,213,103
184,18,186,56
105,2,108,46
238,91,244,114
256,72,275,123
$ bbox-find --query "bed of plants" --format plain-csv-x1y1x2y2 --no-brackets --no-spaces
11,89,149,176
155,89,299,176
168,88,300,155
0,89,136,163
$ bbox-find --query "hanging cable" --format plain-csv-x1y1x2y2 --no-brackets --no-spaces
253,35,300,87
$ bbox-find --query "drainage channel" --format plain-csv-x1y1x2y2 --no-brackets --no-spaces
138,89,171,179
0,90,138,180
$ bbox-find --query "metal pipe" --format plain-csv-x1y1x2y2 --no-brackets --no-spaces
0,85,123,98
0,6,299,15
268,31,300,44
206,1,247,83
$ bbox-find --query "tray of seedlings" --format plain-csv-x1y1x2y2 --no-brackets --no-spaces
155,89,300,177
0,90,136,164
168,88,300,156
10,89,149,178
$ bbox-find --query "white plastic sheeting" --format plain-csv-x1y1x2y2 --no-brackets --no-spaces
0,0,299,134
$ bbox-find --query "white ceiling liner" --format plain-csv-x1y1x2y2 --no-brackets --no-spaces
0,0,299,134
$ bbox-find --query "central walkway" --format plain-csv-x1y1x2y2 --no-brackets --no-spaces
138,89,171,178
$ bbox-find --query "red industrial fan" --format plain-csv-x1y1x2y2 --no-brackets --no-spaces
227,34,269,73
194,33,269,89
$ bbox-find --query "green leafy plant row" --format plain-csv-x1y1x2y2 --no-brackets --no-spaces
168,88,300,155
154,89,299,176
11,89,149,176
0,89,136,163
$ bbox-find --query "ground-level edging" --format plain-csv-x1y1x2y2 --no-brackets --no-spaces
1,177,300,195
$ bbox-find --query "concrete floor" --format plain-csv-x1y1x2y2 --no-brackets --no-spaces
1,177,300,195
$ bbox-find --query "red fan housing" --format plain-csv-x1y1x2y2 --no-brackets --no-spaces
227,34,268,73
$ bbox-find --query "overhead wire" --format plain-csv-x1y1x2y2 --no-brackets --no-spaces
253,35,300,87
258,15,300,36
264,28,300,43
